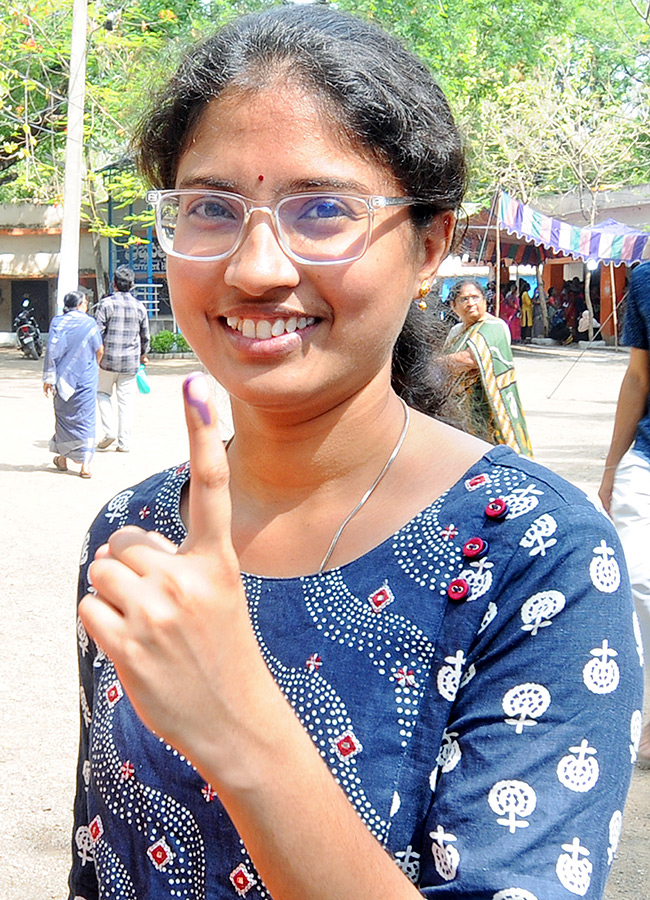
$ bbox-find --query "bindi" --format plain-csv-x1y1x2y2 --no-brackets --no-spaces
257,174,264,182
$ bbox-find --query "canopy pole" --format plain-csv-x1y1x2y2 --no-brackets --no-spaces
495,191,501,318
609,263,619,349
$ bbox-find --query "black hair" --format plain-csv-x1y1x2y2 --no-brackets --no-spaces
135,5,465,225
114,266,135,292
447,278,485,306
63,290,86,311
135,5,467,424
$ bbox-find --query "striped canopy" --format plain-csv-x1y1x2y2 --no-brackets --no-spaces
498,191,650,266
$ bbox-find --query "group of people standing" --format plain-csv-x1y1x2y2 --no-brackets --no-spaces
42,266,150,478
484,278,536,344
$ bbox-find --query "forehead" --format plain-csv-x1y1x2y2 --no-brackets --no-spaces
456,283,483,297
176,85,399,194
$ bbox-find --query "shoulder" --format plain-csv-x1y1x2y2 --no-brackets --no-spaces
441,446,619,571
630,261,650,294
444,322,463,344
479,314,510,339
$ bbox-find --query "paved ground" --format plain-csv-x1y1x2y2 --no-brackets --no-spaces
0,344,646,898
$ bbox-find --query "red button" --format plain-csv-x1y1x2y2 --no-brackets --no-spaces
447,578,470,601
463,537,488,559
485,498,508,519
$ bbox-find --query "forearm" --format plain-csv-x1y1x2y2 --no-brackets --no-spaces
198,654,419,900
443,350,477,374
603,362,648,469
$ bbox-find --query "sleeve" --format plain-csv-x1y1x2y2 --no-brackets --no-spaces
94,301,107,338
42,320,61,384
419,503,643,899
90,322,103,355
67,524,103,900
139,305,151,355
622,268,649,350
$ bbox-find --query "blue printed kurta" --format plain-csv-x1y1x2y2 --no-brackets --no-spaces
69,446,643,900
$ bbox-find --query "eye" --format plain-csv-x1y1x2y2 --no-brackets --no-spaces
184,194,241,225
297,196,355,221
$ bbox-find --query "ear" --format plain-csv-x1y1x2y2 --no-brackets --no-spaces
415,211,456,289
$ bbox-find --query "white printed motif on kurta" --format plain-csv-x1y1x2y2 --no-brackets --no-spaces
429,825,459,881
583,641,620,694
502,683,551,733
556,740,599,792
556,838,592,896
488,780,536,833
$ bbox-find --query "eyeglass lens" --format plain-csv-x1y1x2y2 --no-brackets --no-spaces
157,191,371,263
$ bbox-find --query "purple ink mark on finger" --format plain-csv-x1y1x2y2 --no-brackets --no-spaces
183,372,212,426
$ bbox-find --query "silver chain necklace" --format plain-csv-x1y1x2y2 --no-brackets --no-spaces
317,398,410,573
225,398,411,575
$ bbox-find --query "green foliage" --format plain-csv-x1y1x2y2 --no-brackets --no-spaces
174,333,190,352
150,330,175,353
150,329,191,353
463,35,649,209
0,0,647,213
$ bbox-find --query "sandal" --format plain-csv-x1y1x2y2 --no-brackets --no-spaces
53,455,68,471
79,469,92,479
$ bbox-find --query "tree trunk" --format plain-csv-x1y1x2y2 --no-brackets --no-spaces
537,263,549,335
84,148,108,306
584,266,595,342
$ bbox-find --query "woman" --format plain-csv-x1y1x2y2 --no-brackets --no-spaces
501,281,521,343
70,8,641,900
43,290,103,478
519,279,533,343
444,279,533,456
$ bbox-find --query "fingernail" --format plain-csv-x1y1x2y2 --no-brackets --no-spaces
183,372,212,425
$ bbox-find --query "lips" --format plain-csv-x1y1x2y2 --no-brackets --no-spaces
225,315,316,340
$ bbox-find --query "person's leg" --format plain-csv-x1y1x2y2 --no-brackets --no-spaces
97,368,117,447
611,450,650,762
115,373,137,451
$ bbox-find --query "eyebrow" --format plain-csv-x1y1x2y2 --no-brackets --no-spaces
176,175,238,190
175,175,374,194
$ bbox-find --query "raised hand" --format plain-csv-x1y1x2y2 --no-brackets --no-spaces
79,372,268,770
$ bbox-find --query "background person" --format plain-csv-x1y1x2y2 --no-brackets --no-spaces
599,260,650,766
519,278,533,343
70,8,640,900
95,265,150,452
500,280,521,342
443,278,533,456
43,290,103,478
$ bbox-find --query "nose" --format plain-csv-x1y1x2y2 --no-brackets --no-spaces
223,210,300,296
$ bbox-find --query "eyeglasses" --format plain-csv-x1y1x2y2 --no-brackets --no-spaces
454,293,484,304
147,189,423,266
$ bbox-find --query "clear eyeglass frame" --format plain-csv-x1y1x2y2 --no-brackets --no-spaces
146,188,425,266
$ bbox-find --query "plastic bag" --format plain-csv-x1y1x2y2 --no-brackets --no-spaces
136,363,151,394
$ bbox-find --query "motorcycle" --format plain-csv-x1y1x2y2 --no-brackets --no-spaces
13,300,43,360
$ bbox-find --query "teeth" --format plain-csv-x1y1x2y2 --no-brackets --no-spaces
226,316,315,340
255,320,272,339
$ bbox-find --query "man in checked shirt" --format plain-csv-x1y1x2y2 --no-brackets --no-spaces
95,266,150,453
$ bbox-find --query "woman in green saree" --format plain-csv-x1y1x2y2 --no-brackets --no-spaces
443,278,533,456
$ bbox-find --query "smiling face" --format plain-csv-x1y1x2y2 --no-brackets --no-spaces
166,84,452,418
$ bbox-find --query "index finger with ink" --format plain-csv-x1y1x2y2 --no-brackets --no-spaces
181,371,235,559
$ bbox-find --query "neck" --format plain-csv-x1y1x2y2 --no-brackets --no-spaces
227,383,406,506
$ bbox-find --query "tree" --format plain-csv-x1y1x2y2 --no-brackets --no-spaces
1,0,648,216
462,39,649,209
